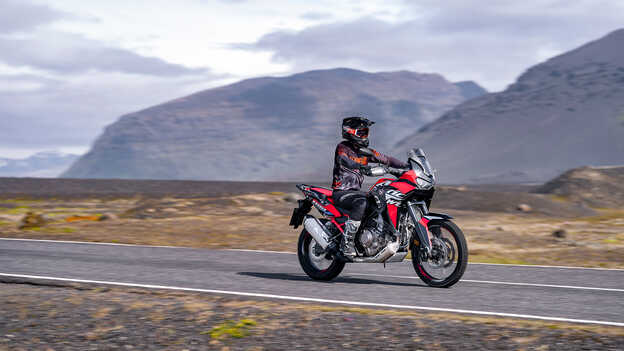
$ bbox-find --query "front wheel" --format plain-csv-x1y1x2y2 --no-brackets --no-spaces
412,219,468,288
298,226,345,281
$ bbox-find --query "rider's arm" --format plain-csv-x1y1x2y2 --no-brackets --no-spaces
369,148,409,169
336,143,365,170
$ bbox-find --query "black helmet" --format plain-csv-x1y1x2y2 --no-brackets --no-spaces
342,116,374,147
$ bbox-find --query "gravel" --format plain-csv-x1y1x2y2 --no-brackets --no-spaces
1,281,622,351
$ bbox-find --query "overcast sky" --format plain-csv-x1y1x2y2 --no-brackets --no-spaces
1,0,623,158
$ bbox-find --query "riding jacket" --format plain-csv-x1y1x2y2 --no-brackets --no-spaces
332,140,408,191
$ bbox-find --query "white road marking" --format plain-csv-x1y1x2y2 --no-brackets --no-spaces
0,237,187,249
225,248,297,254
2,238,624,271
467,262,624,271
0,272,622,327
348,273,624,292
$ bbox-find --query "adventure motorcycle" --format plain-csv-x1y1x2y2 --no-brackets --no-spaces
289,148,468,288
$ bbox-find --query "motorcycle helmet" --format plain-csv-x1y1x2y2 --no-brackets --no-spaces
342,116,375,147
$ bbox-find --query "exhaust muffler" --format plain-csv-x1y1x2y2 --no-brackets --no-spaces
303,216,331,249
352,239,399,263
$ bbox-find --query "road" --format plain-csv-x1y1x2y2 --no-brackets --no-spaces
1,238,623,326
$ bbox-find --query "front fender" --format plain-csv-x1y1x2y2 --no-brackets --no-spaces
424,212,453,221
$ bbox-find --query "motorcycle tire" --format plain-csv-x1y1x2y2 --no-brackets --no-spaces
298,225,345,281
412,219,468,288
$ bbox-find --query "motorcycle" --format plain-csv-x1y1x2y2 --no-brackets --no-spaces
289,148,468,288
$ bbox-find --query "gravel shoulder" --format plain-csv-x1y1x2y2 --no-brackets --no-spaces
1,279,622,351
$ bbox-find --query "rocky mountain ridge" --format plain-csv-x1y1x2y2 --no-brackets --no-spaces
63,68,484,181
395,29,624,184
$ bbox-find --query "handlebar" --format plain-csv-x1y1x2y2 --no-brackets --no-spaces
362,165,408,178
387,167,407,177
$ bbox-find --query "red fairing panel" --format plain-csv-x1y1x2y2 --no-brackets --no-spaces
369,178,394,191
310,187,335,203
311,187,333,197
314,199,343,217
325,204,342,217
387,203,398,227
399,169,418,183
390,181,415,194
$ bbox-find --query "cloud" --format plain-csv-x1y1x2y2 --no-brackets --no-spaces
233,1,624,90
300,11,333,21
0,0,224,158
0,73,60,93
0,71,226,154
0,31,206,76
0,0,67,33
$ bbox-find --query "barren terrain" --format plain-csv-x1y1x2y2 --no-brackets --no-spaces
1,178,623,349
0,178,622,268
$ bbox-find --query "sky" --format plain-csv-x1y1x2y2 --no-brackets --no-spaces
1,0,623,158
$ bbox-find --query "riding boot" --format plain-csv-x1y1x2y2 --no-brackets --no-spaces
341,220,360,257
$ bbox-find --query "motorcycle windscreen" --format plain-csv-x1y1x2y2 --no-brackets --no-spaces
408,148,434,177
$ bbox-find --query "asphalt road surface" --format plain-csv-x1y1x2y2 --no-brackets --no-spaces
1,238,623,326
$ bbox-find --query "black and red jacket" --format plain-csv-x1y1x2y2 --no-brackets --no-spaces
332,140,408,191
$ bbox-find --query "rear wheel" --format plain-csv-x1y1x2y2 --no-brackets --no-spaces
412,219,468,288
298,223,345,281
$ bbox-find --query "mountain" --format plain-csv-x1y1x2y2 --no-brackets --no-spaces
0,151,79,177
395,29,624,184
454,81,488,100
63,68,475,181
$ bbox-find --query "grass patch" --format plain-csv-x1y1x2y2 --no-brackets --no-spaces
0,220,12,226
1,206,32,215
549,194,570,203
204,319,256,339
580,209,624,224
22,226,76,234
0,199,43,204
602,239,619,244
469,255,530,265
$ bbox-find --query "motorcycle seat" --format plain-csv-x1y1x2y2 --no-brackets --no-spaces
297,184,335,203
308,186,333,198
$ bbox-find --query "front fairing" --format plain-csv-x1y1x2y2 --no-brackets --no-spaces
408,148,435,190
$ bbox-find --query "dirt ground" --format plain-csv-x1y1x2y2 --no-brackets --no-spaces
0,191,623,268
1,279,622,351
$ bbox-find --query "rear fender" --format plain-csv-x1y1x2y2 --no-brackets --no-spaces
289,199,312,229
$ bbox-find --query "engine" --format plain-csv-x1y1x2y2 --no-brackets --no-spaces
356,213,390,256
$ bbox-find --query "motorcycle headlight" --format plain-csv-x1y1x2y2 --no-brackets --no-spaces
416,177,433,189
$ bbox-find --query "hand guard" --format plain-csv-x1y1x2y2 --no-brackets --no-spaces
387,167,407,177
361,165,389,177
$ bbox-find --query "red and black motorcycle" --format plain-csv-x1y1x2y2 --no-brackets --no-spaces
289,148,468,288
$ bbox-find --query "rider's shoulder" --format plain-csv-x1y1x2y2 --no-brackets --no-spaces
337,141,354,151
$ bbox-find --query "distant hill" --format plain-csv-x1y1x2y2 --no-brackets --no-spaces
395,29,624,184
63,68,478,181
0,152,79,178
535,165,624,208
454,81,488,100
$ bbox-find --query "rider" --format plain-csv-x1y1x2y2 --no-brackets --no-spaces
332,116,408,257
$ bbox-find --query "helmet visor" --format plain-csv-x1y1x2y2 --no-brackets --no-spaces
354,127,369,138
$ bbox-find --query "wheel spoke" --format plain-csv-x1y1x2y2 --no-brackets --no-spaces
420,225,459,281
308,239,332,270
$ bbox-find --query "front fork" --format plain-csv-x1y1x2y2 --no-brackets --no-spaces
406,201,432,258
